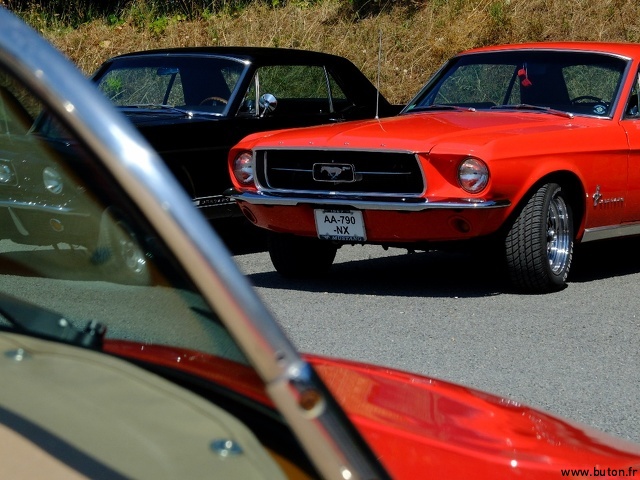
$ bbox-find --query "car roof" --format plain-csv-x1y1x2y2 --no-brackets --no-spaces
110,46,353,64
460,41,640,58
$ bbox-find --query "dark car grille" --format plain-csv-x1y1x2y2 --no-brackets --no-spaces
255,149,424,195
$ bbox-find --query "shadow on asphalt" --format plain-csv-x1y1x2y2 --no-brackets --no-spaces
0,218,267,284
242,236,640,298
2,227,639,297
244,248,509,298
570,237,640,281
212,218,268,255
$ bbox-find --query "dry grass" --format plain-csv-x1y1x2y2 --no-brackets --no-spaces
33,0,640,104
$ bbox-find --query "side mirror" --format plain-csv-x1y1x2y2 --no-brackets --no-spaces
259,93,277,117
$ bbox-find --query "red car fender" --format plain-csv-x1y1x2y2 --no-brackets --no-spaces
307,353,640,479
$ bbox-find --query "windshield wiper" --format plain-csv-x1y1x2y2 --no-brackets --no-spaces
121,104,195,118
0,293,105,349
491,104,574,119
408,104,478,113
121,104,224,118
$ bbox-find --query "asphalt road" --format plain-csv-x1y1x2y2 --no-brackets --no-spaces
1,228,638,447
230,233,640,446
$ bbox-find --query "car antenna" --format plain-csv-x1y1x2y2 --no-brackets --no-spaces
375,29,382,119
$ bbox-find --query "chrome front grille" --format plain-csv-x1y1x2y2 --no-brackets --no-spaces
255,149,424,195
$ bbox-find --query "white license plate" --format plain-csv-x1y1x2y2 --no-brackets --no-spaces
314,209,366,241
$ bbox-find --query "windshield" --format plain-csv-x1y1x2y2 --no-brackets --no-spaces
0,70,249,365
93,54,247,115
404,50,628,117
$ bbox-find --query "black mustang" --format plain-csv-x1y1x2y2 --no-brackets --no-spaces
91,47,402,220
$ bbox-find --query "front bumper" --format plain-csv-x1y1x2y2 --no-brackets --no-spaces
0,200,96,246
229,190,512,243
193,194,242,220
228,189,510,212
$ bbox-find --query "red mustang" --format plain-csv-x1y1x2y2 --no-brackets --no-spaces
229,42,640,293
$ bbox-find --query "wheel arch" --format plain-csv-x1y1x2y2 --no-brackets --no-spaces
502,170,586,240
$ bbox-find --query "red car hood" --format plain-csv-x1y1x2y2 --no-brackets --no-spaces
244,110,601,155
309,353,640,479
105,340,640,479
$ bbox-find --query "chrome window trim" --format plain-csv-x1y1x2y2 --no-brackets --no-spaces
402,47,633,121
582,222,640,243
93,54,252,117
0,201,89,215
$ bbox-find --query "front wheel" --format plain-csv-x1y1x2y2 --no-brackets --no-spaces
505,183,573,293
268,233,337,278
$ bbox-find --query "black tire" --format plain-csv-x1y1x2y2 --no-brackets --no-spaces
505,183,573,293
268,233,337,278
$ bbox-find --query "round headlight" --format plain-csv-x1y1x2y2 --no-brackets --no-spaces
43,166,63,194
458,157,489,193
233,152,254,185
0,163,15,184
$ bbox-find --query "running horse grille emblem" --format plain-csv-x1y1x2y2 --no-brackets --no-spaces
312,163,356,183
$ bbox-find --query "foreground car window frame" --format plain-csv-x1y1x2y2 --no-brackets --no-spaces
0,7,389,479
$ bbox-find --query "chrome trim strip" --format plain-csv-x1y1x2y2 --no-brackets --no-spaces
260,186,425,198
231,190,510,211
0,200,87,215
7,207,28,235
257,146,418,154
582,222,640,243
191,195,235,207
263,188,424,198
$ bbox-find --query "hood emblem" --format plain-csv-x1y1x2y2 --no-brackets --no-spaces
313,163,356,183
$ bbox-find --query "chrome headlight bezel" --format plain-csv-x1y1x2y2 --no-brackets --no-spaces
43,166,63,194
0,159,16,185
458,157,489,194
232,151,254,186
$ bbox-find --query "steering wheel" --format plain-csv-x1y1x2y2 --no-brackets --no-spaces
199,96,228,105
570,95,604,104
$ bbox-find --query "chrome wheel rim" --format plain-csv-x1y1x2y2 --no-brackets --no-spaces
547,194,571,274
